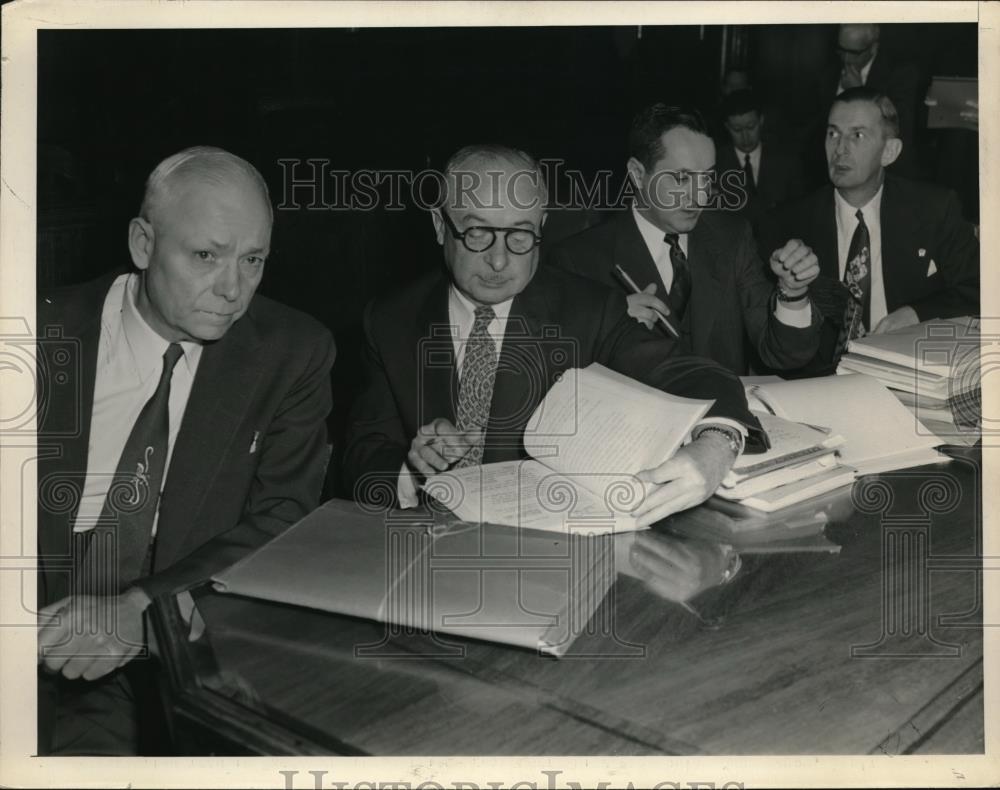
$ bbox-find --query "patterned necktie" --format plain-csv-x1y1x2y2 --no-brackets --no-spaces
455,306,497,468
743,153,757,195
78,343,184,595
664,233,692,322
834,209,872,360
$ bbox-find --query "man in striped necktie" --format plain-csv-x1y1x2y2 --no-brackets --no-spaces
346,144,767,526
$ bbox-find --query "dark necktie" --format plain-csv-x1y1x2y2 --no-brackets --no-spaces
455,306,497,468
743,153,757,195
78,343,184,595
664,233,691,322
834,209,872,360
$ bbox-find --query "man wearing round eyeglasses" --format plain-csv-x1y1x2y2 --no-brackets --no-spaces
345,144,767,527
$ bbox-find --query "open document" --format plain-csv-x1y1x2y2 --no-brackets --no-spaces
423,363,713,534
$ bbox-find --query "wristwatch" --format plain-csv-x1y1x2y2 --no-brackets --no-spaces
776,284,809,303
693,424,744,457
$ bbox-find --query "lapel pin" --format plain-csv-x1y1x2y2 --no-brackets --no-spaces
918,248,926,257
249,430,260,454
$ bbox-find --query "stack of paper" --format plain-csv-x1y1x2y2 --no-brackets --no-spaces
714,412,854,512
837,317,981,445
749,373,948,477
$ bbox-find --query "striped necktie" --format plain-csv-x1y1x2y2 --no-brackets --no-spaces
664,233,691,322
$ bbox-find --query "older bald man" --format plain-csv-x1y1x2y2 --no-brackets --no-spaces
36,146,336,754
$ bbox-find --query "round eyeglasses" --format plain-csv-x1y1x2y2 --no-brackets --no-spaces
439,210,542,255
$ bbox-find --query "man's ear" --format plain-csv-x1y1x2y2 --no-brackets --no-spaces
430,208,446,246
626,157,646,193
128,217,154,271
881,137,902,167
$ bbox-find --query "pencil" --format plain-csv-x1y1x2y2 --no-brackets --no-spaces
613,264,681,339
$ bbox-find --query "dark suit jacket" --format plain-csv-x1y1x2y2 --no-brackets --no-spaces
716,142,806,226
758,175,980,375
343,265,763,504
36,273,337,607
546,211,823,375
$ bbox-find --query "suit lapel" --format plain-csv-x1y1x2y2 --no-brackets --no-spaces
614,212,668,296
684,216,725,354
414,276,458,427
37,279,107,604
816,187,840,279
878,176,908,311
485,281,553,462
155,310,267,561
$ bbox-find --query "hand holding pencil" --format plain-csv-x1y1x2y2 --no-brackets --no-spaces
614,265,681,338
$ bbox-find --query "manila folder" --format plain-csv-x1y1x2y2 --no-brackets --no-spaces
212,499,617,657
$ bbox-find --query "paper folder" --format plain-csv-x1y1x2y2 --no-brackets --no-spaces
213,499,618,657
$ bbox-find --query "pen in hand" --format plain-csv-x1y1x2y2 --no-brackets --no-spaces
614,265,681,339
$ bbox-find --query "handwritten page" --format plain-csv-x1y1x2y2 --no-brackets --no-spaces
523,363,712,484
425,459,642,535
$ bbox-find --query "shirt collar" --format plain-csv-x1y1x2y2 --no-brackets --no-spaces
632,205,688,257
834,181,884,230
860,55,875,83
735,143,762,162
448,284,514,327
122,273,202,380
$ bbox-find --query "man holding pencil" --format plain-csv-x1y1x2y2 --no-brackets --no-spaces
548,104,824,376
345,143,765,527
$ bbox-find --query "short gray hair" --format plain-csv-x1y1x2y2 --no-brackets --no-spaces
833,86,901,140
140,146,272,224
441,144,549,212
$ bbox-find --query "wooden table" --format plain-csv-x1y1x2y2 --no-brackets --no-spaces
151,451,984,755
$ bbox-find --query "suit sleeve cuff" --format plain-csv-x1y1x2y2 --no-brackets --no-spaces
691,418,747,458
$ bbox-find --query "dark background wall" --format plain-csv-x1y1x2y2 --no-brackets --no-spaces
37,24,978,492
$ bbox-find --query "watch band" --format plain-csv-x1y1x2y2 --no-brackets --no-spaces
776,284,809,303
693,425,744,457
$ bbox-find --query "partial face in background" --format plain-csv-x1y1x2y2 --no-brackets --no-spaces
725,110,764,154
721,69,751,96
432,157,545,305
836,24,878,70
825,99,899,194
628,126,715,235
129,175,271,342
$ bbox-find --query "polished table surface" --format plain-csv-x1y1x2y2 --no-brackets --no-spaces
151,450,984,755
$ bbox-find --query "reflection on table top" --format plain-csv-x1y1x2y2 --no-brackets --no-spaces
152,452,984,756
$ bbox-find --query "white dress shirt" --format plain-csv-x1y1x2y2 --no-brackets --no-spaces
834,184,887,329
398,276,752,508
735,144,762,185
631,207,811,328
397,286,514,507
72,273,203,534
